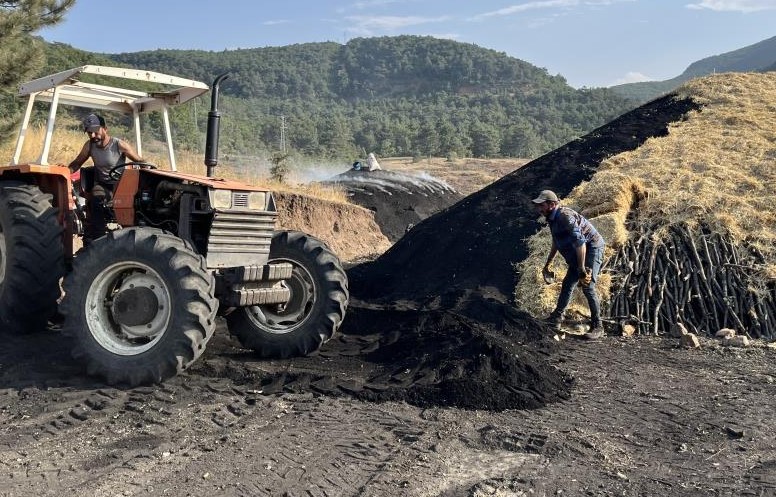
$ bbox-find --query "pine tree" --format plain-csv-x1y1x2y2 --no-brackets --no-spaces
0,0,75,140
269,152,290,183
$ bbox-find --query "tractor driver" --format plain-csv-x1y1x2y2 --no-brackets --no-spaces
68,113,144,241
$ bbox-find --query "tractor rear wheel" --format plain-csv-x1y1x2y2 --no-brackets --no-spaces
226,231,348,358
0,181,64,333
60,227,218,386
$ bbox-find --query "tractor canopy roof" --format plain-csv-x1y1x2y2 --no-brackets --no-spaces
19,65,209,114
13,65,210,169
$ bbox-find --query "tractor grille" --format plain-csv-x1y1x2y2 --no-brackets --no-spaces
206,209,277,268
232,192,249,208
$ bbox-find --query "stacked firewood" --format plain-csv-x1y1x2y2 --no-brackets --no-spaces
607,223,775,339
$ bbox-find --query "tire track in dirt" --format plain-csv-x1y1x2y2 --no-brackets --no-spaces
0,345,435,497
242,398,412,495
90,396,438,496
0,337,285,497
0,388,124,446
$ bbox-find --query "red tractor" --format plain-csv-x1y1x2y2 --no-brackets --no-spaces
0,66,348,386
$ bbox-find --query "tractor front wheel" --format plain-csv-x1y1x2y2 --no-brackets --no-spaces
60,228,218,386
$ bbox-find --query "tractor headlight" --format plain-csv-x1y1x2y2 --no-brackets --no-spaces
248,192,267,210
213,189,232,209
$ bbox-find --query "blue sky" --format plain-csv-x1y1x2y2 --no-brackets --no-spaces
40,0,776,88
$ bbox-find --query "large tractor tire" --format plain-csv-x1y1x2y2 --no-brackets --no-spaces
60,227,218,386
227,231,348,358
0,181,64,334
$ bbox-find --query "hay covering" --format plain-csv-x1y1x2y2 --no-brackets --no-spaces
516,72,776,324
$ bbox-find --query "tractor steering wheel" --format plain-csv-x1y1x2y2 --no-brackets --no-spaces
108,161,158,181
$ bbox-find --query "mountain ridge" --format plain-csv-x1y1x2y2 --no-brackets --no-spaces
611,35,776,102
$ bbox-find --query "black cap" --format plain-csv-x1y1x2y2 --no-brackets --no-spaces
83,113,105,132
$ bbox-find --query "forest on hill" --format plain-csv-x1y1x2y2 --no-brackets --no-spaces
35,36,634,160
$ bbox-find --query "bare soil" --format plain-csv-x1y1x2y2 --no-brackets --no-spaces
3,325,774,496
2,91,775,496
274,191,392,262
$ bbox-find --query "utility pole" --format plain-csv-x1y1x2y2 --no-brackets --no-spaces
279,114,287,153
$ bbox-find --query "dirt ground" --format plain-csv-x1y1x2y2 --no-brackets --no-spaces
3,324,775,496
2,91,776,496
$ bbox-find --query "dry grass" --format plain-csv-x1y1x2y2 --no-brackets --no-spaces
2,126,349,204
603,74,776,241
516,72,776,319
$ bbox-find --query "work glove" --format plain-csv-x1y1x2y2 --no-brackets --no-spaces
578,267,592,287
542,266,556,285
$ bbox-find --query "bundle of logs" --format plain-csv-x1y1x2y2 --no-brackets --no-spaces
607,223,775,339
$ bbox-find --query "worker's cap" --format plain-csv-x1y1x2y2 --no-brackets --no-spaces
83,113,105,132
531,190,559,204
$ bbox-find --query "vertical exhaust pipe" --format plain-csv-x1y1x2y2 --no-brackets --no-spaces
205,72,230,177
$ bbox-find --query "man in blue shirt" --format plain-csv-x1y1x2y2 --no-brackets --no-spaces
533,190,606,339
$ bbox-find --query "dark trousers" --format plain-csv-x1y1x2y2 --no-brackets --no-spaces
553,244,605,326
85,182,114,241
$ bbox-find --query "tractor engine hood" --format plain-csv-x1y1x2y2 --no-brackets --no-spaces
144,169,271,193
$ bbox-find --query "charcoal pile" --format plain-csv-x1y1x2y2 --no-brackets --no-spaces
326,169,463,241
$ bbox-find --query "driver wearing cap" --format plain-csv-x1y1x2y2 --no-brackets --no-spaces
68,113,144,241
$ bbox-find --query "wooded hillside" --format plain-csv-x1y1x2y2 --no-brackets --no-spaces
37,36,633,160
